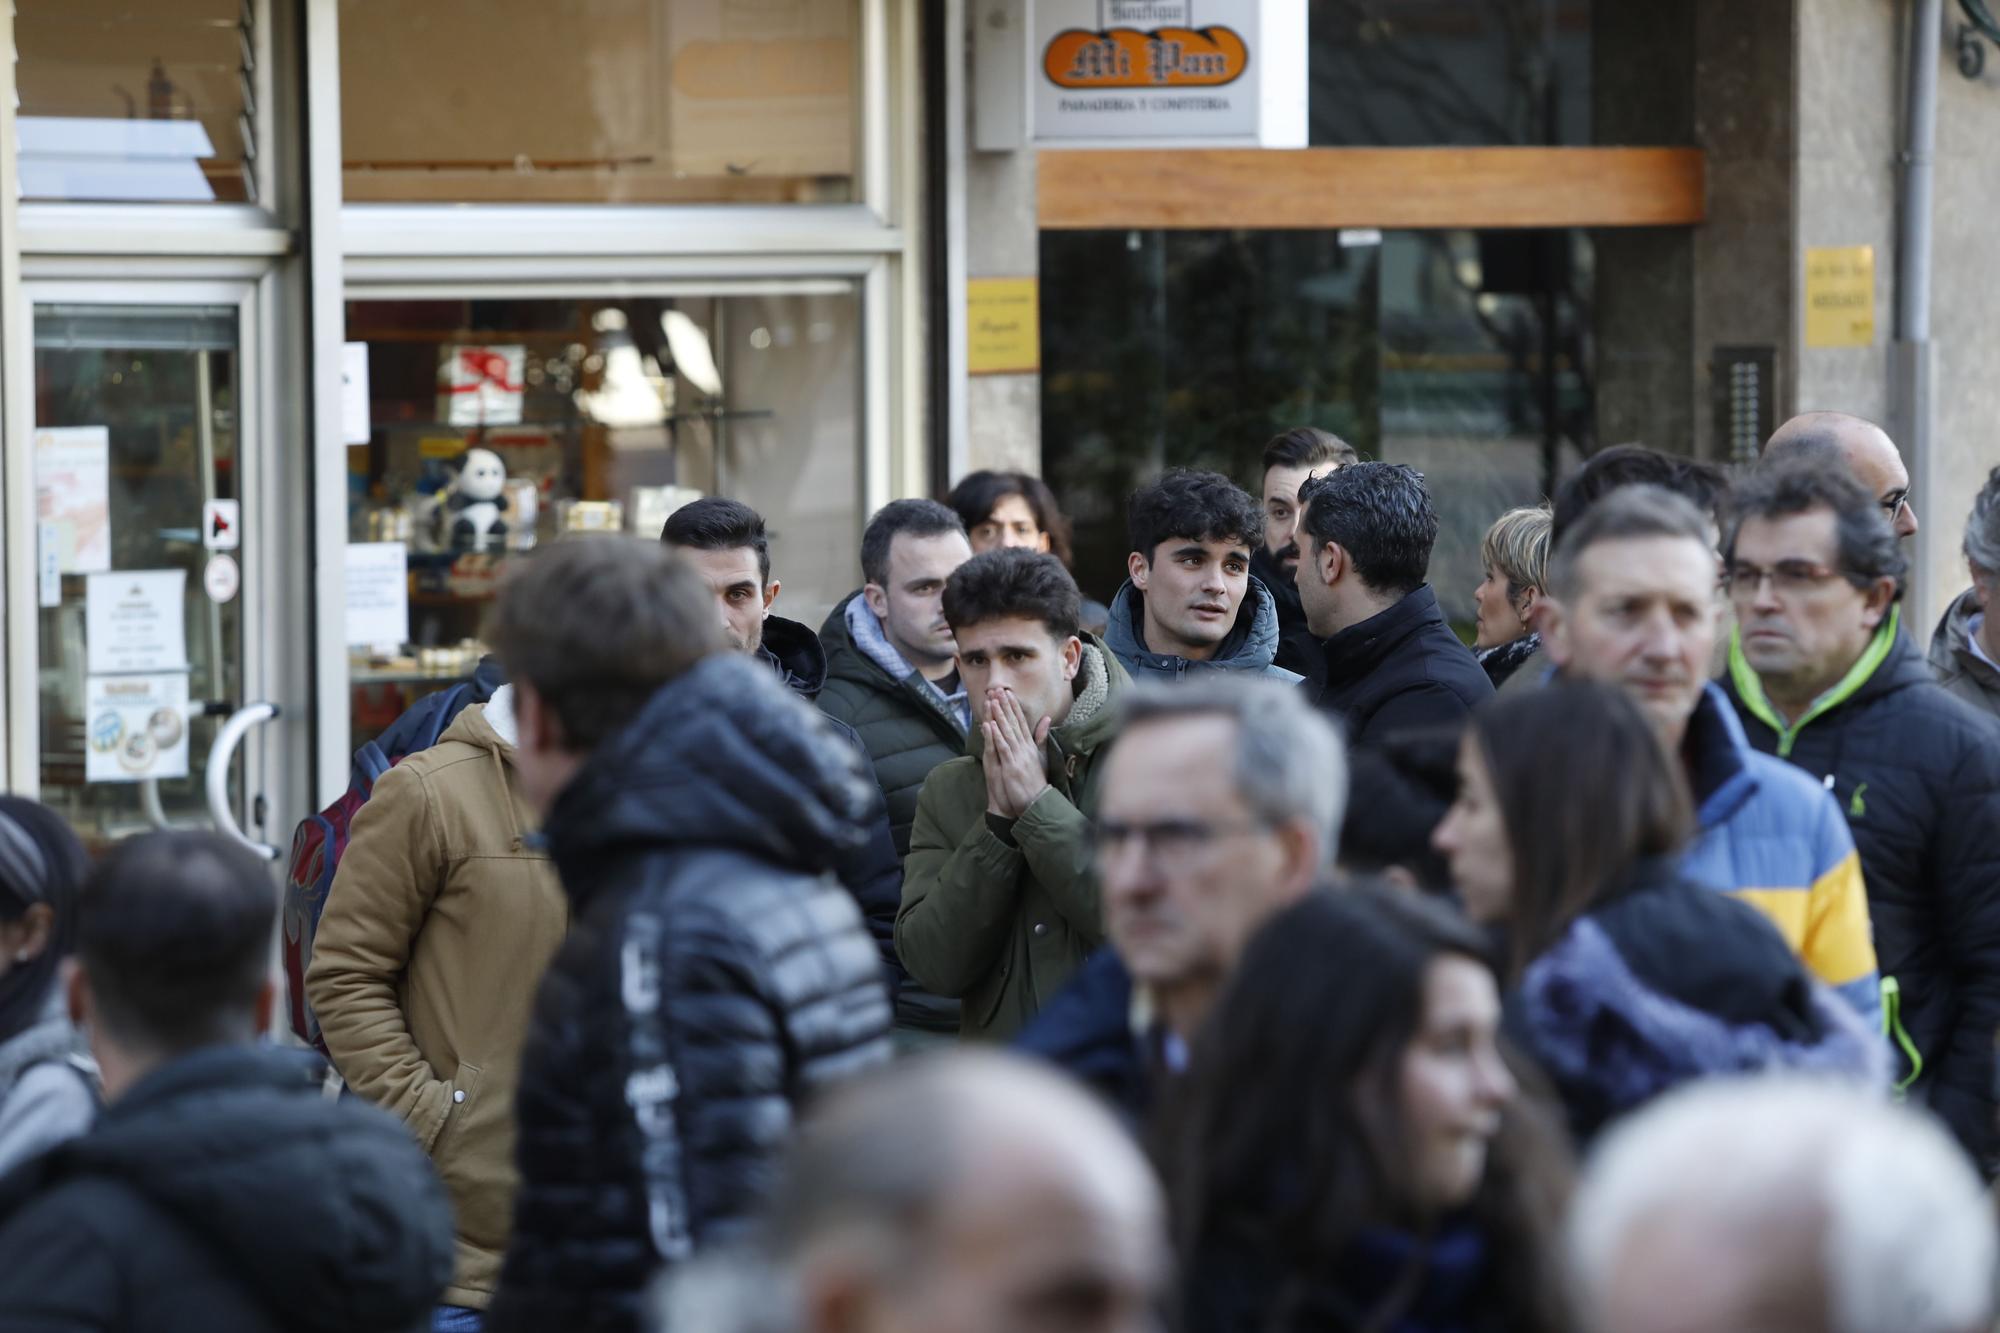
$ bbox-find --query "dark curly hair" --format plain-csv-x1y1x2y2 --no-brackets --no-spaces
942,548,1082,640
1726,460,1907,600
1126,468,1263,563
1297,462,1439,598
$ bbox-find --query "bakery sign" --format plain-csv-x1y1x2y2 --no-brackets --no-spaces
979,0,1305,148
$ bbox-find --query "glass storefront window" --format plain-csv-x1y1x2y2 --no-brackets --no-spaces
33,306,243,849
344,290,861,750
1311,0,1592,147
15,1,258,203
1040,229,1590,635
338,0,859,205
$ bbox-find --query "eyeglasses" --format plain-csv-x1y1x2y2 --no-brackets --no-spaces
1090,816,1271,862
1881,488,1912,521
1722,559,1849,599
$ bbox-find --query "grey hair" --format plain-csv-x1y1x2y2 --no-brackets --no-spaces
1118,677,1348,870
1570,1076,1995,1333
1965,466,2000,576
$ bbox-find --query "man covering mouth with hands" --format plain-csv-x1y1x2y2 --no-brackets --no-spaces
897,548,1131,1041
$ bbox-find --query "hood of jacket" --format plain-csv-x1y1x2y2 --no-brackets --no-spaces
1930,587,2000,694
34,1044,453,1331
821,591,970,733
436,685,514,760
1103,576,1293,678
1726,608,1931,757
759,614,830,699
545,653,878,904
962,635,1126,764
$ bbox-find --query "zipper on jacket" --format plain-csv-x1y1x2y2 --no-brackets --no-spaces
1728,608,1900,757
1879,975,1923,1095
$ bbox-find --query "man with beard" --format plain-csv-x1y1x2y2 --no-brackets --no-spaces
1251,427,1356,644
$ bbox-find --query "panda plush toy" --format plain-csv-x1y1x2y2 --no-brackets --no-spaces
440,448,510,553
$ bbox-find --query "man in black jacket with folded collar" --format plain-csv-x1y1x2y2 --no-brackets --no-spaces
1290,462,1492,751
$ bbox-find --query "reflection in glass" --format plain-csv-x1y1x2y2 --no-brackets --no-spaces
15,2,257,202
1040,229,1591,633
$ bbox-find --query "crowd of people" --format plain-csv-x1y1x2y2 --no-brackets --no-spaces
1,414,1999,1332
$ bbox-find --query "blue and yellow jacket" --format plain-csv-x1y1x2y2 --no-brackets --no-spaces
1680,683,1881,1028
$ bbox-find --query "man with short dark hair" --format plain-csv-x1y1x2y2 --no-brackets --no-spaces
664,496,905,988
1252,426,1357,640
1764,411,1918,539
820,498,974,1041
1017,678,1342,1120
1106,469,1300,684
1540,485,1879,1022
1290,462,1491,748
0,830,457,1331
897,549,1131,1040
488,538,891,1332
1721,462,2000,1170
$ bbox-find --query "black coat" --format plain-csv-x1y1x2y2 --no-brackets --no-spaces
0,1044,454,1333
488,654,893,1333
1293,585,1493,751
758,613,907,994
1721,626,2000,1169
1250,544,1310,643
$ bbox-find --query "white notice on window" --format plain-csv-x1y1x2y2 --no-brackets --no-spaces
85,570,188,675
84,672,191,784
342,341,373,444
35,426,112,574
345,542,410,647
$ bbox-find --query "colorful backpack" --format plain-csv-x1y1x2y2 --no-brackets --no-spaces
282,661,504,1051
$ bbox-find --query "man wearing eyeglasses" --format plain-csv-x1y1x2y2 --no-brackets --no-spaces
1015,678,1344,1122
1721,460,2000,1175
1763,411,1919,540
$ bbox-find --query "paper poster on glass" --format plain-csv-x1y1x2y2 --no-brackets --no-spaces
34,426,112,574
85,570,189,675
84,673,191,784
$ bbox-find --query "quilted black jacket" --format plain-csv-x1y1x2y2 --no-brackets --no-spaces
1722,623,2000,1172
487,654,894,1333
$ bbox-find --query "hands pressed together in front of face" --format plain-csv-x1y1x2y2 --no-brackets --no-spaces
982,687,1053,819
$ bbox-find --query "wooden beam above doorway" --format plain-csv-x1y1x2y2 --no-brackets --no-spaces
1037,147,1708,231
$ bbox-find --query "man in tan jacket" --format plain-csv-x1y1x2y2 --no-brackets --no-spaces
306,683,567,1328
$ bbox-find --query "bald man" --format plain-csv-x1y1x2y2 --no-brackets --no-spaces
1765,411,1918,538
659,1050,1168,1333
1570,1077,1994,1333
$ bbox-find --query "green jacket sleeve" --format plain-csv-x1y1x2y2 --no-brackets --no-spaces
1010,785,1102,943
895,769,1026,998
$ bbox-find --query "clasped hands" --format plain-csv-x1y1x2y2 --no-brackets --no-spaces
981,687,1053,819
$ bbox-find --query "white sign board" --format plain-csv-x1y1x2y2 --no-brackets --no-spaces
85,672,191,784
34,426,112,574
85,570,188,675
342,341,373,444
345,542,411,648
980,0,1307,149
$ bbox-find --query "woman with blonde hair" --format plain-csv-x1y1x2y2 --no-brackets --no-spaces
1471,505,1552,687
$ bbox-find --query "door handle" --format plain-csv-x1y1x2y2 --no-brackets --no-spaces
206,702,282,860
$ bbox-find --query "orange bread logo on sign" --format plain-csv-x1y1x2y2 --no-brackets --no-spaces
1044,27,1249,88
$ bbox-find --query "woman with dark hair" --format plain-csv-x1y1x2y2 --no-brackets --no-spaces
1432,682,1882,1140
1160,885,1574,1333
945,470,1108,633
0,797,95,1173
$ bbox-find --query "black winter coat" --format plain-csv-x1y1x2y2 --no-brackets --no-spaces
817,594,968,1036
488,654,894,1333
1722,624,2000,1170
1292,585,1493,751
1250,544,1309,643
0,1044,455,1333
758,613,907,994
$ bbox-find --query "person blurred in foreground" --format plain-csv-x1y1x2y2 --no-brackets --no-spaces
1160,885,1575,1333
658,1049,1168,1333
1570,1075,1993,1333
0,830,456,1332
1433,682,1883,1141
0,797,95,1176
1016,676,1344,1121
1472,505,1552,688
487,538,891,1333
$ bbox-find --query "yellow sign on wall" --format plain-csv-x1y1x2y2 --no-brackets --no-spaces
968,278,1040,375
1804,246,1876,348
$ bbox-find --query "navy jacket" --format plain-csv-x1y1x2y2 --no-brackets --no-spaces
1014,950,1152,1124
1294,585,1492,751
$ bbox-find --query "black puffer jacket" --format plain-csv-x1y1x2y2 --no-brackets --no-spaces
0,1044,455,1332
1292,584,1493,752
488,654,894,1333
1722,621,2000,1171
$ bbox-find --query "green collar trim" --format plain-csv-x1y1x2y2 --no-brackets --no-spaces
1728,606,1900,757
